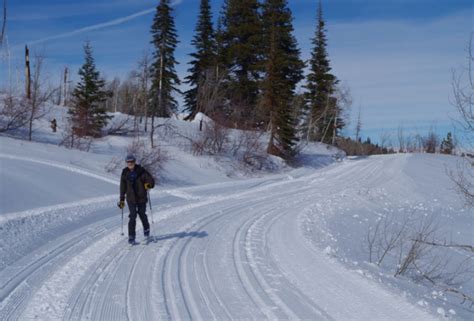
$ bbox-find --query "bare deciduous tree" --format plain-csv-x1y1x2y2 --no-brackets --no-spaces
106,139,168,177
397,125,406,153
185,68,226,123
59,120,93,151
450,34,474,206
422,127,439,154
0,0,6,48
379,131,392,150
26,53,55,141
448,159,474,206
190,119,229,156
136,52,151,132
0,95,29,132
451,33,474,136
355,105,362,143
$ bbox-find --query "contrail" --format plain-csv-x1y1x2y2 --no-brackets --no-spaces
24,0,183,46
27,8,155,46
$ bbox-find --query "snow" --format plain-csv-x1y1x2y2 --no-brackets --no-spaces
0,102,472,320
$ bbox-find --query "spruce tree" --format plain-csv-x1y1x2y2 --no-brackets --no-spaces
260,0,304,159
184,0,216,120
150,0,180,118
215,14,227,79
221,0,263,120
440,132,454,154
305,1,337,142
69,42,110,138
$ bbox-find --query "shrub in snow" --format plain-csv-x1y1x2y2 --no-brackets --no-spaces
0,95,29,132
367,211,474,307
59,119,94,151
191,120,230,156
106,139,168,178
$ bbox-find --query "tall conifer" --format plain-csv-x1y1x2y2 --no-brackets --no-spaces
221,0,263,120
150,0,180,118
69,42,111,138
184,0,216,120
260,0,304,158
305,1,337,142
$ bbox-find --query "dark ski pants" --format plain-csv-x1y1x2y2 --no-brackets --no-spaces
127,202,150,240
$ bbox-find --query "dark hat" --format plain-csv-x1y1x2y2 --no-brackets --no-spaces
125,154,136,162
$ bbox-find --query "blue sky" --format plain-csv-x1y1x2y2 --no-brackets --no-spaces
1,0,473,146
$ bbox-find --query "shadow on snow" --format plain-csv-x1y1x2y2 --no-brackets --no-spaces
148,231,208,243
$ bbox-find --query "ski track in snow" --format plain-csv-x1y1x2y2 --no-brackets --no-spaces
0,154,441,320
0,153,118,186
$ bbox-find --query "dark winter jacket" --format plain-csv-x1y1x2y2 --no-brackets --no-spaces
120,164,155,204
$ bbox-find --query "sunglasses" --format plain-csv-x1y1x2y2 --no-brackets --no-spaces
126,161,135,164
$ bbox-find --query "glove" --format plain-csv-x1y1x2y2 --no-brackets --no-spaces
144,183,153,190
117,200,125,209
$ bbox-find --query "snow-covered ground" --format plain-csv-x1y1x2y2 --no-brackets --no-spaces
0,103,472,320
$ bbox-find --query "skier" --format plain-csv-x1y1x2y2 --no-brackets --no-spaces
118,154,155,244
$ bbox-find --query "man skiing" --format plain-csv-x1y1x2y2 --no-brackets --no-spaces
118,154,155,244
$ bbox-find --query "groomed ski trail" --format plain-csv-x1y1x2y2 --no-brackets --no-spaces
0,154,439,320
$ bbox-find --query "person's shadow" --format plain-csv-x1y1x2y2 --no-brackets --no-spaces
147,231,208,243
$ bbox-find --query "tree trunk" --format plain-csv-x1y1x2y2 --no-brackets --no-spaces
0,0,6,47
150,113,155,148
331,104,338,145
143,55,149,132
158,49,164,117
25,45,31,99
62,67,68,106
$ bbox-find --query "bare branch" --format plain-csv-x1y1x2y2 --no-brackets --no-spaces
415,239,474,253
0,0,6,47
445,287,474,306
447,157,474,206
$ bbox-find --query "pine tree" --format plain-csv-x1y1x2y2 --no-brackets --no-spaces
69,42,111,138
221,0,263,120
215,14,227,79
260,0,304,159
184,0,216,120
305,1,337,142
150,0,180,118
440,132,454,154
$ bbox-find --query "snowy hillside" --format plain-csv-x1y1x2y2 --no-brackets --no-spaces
0,105,472,320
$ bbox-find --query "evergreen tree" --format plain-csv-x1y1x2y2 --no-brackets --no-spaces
221,0,263,120
215,13,227,79
69,42,111,138
184,0,216,120
305,1,337,142
150,0,180,118
440,132,455,154
260,0,304,159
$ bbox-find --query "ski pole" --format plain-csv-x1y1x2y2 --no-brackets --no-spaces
121,206,124,236
147,190,154,224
